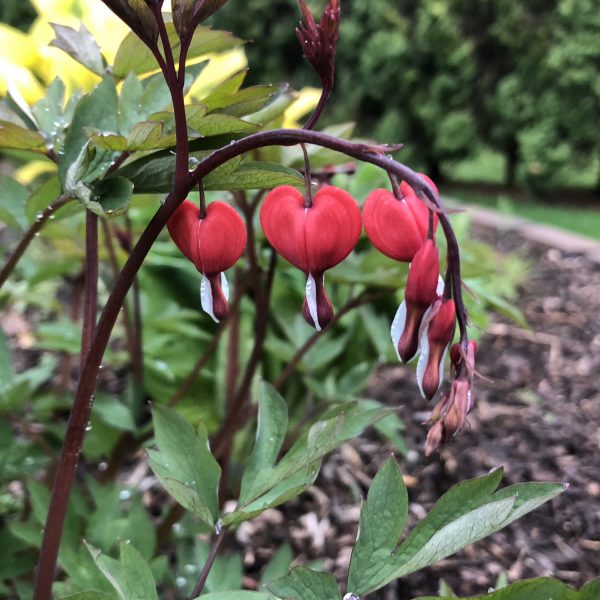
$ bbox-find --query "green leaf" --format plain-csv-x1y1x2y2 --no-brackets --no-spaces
205,84,286,117
59,76,119,184
348,468,566,595
260,544,294,587
118,73,144,135
147,404,221,526
58,592,113,599
89,121,176,152
86,542,158,600
198,594,274,600
191,113,259,136
238,382,288,505
268,567,340,600
50,23,106,76
581,579,600,600
204,161,303,191
347,458,408,592
413,577,581,599
85,177,134,218
0,175,29,230
113,24,242,78
32,78,67,145
224,397,389,526
0,120,46,151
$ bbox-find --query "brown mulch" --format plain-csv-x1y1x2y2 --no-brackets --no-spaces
238,228,600,598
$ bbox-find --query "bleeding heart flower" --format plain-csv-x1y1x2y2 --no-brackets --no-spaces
416,298,456,400
391,240,443,363
260,185,362,330
167,199,247,322
363,173,439,263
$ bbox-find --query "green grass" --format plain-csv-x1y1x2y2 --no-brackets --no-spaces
446,189,600,241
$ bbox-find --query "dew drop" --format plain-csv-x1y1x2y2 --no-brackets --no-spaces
118,489,132,501
176,577,187,588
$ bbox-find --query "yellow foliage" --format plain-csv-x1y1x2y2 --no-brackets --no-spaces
283,87,321,129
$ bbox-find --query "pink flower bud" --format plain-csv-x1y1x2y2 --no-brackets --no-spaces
167,200,247,322
260,185,362,330
416,298,456,399
391,240,441,363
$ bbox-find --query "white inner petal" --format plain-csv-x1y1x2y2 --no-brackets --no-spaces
200,274,219,323
416,323,430,398
436,274,445,296
305,273,321,331
220,271,230,302
390,300,407,362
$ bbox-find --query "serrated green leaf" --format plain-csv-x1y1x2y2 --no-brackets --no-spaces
0,175,29,230
59,76,119,184
347,458,408,592
0,120,46,151
50,23,106,76
113,24,242,78
268,567,340,600
148,404,221,526
89,121,176,152
86,541,158,600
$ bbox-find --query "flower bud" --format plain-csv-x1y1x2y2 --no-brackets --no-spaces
260,185,361,330
167,200,247,322
416,298,456,399
425,377,474,455
391,240,441,363
400,173,439,240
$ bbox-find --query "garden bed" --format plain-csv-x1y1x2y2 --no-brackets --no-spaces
238,225,600,597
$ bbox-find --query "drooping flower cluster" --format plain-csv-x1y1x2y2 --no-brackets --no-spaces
167,173,475,453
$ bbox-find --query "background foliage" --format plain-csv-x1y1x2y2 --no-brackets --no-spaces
212,0,600,192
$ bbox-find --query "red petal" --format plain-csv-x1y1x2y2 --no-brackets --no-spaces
198,201,247,275
260,185,362,274
401,173,439,239
304,186,362,273
259,186,310,272
167,200,202,270
363,189,425,262
405,240,440,306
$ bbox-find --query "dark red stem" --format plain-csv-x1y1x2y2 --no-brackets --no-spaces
33,209,98,600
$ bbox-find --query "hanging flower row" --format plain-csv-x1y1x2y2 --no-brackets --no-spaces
166,173,476,453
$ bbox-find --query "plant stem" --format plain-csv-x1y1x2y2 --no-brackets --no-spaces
303,84,331,131
33,128,467,599
126,214,144,386
33,209,98,600
0,195,71,291
190,526,226,599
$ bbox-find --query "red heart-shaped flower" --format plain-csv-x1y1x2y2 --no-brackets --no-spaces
363,173,439,263
260,185,361,329
168,199,247,321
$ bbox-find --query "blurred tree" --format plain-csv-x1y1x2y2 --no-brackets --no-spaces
214,0,599,192
0,0,36,31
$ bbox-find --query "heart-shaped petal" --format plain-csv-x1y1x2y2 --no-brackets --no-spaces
259,185,361,274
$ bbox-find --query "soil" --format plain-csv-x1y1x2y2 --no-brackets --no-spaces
237,227,600,598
